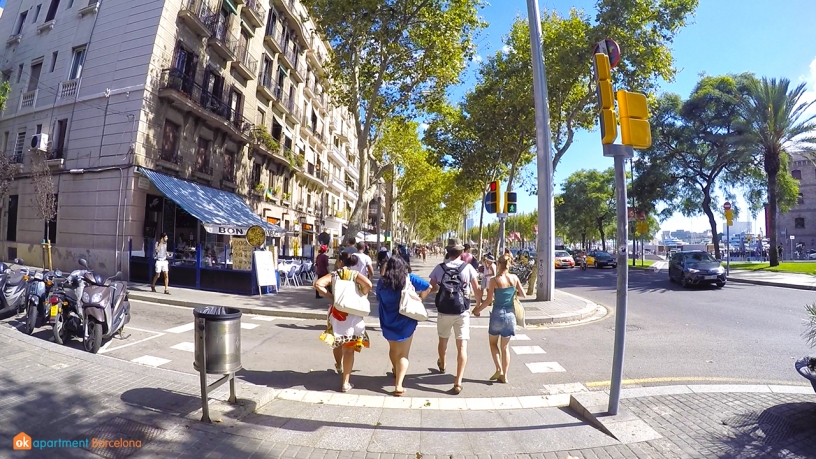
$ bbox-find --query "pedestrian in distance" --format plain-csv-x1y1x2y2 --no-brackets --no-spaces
314,245,330,299
473,254,526,383
353,242,375,278
314,252,373,392
480,253,496,294
343,237,358,254
377,256,432,396
429,238,481,394
151,233,170,294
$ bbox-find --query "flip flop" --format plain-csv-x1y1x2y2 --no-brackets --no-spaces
164,291,170,295
150,286,156,292
452,384,463,394
437,359,445,373
393,389,405,397
489,371,502,381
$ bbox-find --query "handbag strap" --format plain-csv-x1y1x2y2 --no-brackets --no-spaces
404,274,416,293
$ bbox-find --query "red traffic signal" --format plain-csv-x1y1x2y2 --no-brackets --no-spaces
489,181,498,192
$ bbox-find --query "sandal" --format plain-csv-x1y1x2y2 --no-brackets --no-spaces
341,383,353,393
150,285,156,293
393,388,405,397
164,290,170,295
437,358,445,373
489,371,502,381
452,384,463,394
498,375,509,384
334,363,342,374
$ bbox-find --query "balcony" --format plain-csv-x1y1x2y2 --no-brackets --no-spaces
344,184,359,202
78,0,100,17
57,79,80,101
303,75,315,98
207,20,238,61
346,160,360,179
329,145,346,166
157,68,254,142
256,70,275,100
194,160,213,178
178,0,215,38
337,120,350,141
241,0,265,29
6,34,21,46
291,56,306,83
264,21,284,54
329,175,345,194
232,44,258,80
307,46,327,76
37,20,56,34
19,89,38,110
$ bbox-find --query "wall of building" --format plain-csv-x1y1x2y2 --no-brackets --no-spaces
779,154,816,251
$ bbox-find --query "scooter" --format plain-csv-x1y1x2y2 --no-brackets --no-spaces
50,268,85,345
77,259,130,354
24,269,61,334
0,258,30,317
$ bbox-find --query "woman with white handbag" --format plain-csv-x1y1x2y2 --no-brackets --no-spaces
376,256,432,396
314,252,373,392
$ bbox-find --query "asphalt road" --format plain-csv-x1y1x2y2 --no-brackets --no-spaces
2,260,811,399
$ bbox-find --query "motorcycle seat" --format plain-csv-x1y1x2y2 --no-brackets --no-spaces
6,272,26,286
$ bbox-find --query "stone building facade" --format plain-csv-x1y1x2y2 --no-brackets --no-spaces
779,153,816,251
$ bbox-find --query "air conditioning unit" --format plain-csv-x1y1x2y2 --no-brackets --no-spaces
30,133,49,151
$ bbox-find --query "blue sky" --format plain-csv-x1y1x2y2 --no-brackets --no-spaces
455,0,816,236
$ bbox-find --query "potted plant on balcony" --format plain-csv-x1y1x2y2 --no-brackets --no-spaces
282,192,291,202
273,185,281,197
253,182,265,196
797,303,816,392
250,127,280,153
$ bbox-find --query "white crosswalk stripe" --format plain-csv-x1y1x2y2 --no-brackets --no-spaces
164,323,195,334
131,355,171,367
511,346,546,355
510,334,531,341
525,362,567,373
170,342,195,352
241,323,259,330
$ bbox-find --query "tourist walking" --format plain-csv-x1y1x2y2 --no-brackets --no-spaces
314,245,330,299
376,256,432,396
314,252,373,392
481,253,496,293
150,233,170,294
473,254,525,383
429,238,481,394
352,242,375,278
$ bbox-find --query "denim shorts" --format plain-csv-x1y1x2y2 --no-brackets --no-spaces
488,307,515,338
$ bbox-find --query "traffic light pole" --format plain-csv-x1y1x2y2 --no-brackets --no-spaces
604,143,633,415
526,0,555,301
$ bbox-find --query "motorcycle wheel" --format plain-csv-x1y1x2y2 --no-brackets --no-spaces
53,314,67,345
83,320,103,354
25,304,37,335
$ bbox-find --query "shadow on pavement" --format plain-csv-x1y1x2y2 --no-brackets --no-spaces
710,401,816,457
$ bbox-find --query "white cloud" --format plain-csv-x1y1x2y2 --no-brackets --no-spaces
418,123,429,131
799,57,816,117
501,44,514,55
471,54,483,63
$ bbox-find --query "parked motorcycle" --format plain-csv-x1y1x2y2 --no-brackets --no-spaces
0,258,30,317
50,269,84,345
24,269,61,334
77,258,130,354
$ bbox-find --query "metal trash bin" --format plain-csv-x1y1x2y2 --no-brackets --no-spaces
193,306,242,374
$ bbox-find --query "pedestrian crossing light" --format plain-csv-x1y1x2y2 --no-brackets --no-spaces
485,181,500,214
504,192,517,214
616,90,652,149
593,53,617,145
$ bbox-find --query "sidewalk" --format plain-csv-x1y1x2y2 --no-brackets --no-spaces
129,255,604,325
1,322,814,459
727,269,816,290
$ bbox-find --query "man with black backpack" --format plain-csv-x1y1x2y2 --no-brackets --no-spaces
429,238,481,394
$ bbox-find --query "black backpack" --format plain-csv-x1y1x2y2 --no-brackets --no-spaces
435,262,468,314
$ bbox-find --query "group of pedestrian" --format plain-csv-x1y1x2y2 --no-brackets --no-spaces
313,237,526,395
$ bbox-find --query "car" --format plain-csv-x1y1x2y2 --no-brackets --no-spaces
667,250,726,288
554,250,574,268
586,250,617,268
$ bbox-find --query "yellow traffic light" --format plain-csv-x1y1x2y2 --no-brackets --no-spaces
593,53,617,145
616,90,651,149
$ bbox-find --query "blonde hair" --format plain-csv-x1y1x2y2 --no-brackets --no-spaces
497,254,512,275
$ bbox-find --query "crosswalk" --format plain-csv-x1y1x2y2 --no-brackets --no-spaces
509,334,568,375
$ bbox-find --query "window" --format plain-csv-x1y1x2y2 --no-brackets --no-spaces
283,177,290,196
13,131,26,163
224,150,235,181
16,64,23,83
45,0,60,22
28,62,42,92
67,0,74,8
44,194,58,243
271,120,282,141
6,195,18,242
1,71,10,83
195,138,211,174
69,46,86,79
261,56,272,84
160,120,180,163
228,88,243,126
2,132,8,153
256,108,265,128
50,51,58,72
54,119,67,158
792,169,802,180
36,124,42,134
251,163,261,185
15,12,28,34
799,193,805,205
33,5,42,23
795,218,805,229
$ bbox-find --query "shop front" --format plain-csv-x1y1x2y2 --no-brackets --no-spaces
130,168,285,294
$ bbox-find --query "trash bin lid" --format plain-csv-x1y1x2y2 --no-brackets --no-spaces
193,306,242,321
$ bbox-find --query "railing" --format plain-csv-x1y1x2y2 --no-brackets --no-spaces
57,79,80,99
196,158,212,175
11,152,24,164
284,47,298,70
258,70,274,92
296,59,307,81
159,69,254,137
181,0,215,24
160,148,181,165
208,16,238,55
19,90,37,109
244,0,266,22
236,44,258,74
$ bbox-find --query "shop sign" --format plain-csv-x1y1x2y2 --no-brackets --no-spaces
303,223,314,232
206,225,246,236
266,217,280,225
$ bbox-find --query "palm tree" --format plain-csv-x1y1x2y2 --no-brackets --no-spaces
738,77,816,266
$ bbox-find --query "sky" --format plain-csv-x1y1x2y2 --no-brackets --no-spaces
453,0,816,236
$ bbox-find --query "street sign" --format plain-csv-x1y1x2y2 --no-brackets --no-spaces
497,213,508,219
627,207,635,220
723,202,731,210
790,235,795,240
636,210,646,221
592,38,621,68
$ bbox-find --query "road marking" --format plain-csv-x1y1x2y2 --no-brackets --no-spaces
249,316,276,321
98,331,165,354
512,346,546,355
526,362,566,373
164,322,195,334
170,342,195,352
240,323,259,330
585,376,806,387
542,383,588,395
510,334,531,341
131,355,171,367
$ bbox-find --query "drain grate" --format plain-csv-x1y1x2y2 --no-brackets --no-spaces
75,417,164,459
722,411,799,446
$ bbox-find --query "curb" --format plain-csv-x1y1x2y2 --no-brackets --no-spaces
727,277,816,291
524,290,607,325
128,292,328,320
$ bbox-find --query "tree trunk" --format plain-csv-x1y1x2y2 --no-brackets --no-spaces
598,219,606,252
701,189,720,260
478,187,486,255
768,171,779,266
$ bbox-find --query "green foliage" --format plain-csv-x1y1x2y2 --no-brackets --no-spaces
737,77,816,266
555,168,616,250
0,81,9,111
805,303,816,349
254,182,265,192
250,126,280,153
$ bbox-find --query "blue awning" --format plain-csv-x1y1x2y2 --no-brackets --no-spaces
138,168,284,236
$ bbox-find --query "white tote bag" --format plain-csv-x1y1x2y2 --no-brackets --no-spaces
332,270,370,316
398,275,428,321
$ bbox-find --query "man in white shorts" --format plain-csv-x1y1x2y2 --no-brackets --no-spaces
352,242,374,278
429,238,481,394
151,233,170,294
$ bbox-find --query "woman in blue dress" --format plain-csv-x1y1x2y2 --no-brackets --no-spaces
473,254,526,383
376,256,432,396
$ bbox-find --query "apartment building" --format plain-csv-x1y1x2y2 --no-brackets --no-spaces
779,153,816,251
0,0,360,281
